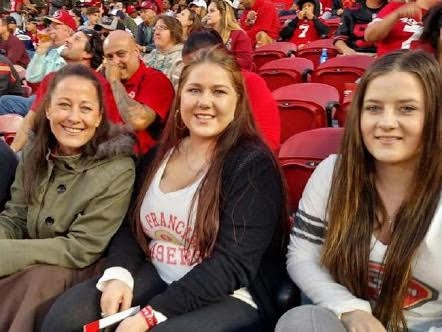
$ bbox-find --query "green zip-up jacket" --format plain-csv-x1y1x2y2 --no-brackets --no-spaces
0,132,136,277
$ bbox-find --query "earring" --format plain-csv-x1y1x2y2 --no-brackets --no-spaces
174,109,186,130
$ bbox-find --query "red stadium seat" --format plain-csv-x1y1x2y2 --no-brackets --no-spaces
311,54,374,102
279,127,344,212
296,38,337,68
0,114,24,145
272,83,340,143
335,82,358,126
253,42,297,69
258,57,314,91
324,17,341,37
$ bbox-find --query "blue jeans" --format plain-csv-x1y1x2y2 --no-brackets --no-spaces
0,95,36,116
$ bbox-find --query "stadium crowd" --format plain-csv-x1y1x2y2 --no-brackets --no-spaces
0,0,440,331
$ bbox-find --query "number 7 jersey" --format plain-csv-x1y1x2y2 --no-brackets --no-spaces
369,2,427,57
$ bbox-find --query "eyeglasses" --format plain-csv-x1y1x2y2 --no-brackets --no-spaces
153,25,169,31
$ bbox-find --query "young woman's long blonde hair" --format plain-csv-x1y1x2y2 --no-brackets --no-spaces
209,0,241,43
321,50,442,331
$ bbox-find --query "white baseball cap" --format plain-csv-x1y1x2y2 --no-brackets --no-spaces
189,0,207,9
222,0,239,8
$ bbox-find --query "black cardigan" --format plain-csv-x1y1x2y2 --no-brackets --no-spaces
105,138,287,330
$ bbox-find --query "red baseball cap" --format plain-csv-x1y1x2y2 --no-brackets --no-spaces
126,5,137,14
45,10,78,31
137,0,162,14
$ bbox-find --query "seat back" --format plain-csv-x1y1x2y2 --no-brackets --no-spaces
296,38,337,68
279,127,344,212
324,17,341,37
258,57,314,91
0,114,24,145
253,42,297,69
272,83,340,143
311,54,374,102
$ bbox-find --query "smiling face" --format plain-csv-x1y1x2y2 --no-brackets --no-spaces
103,31,140,80
46,76,102,156
61,31,90,62
206,2,222,28
179,62,238,143
360,70,425,169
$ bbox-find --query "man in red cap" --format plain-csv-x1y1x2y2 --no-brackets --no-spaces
136,0,162,54
127,5,143,25
26,9,78,83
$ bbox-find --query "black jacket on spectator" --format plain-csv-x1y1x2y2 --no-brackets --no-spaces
333,1,385,53
0,140,17,211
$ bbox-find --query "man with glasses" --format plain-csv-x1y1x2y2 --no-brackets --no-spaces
8,29,120,153
103,30,174,153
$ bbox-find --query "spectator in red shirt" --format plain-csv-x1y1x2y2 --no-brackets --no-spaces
0,17,29,68
206,0,254,70
103,30,175,153
239,0,281,47
364,0,440,56
280,0,329,48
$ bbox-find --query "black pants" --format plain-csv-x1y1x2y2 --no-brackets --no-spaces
42,261,262,332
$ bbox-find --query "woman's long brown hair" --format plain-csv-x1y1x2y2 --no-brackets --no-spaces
321,50,442,331
23,64,111,203
131,48,287,262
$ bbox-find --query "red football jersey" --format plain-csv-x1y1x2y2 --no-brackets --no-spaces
289,19,321,46
10,0,23,12
371,2,425,56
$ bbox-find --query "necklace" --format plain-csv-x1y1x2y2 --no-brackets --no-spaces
181,140,209,175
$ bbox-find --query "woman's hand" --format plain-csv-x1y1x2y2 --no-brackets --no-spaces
116,313,149,332
100,279,133,316
341,310,386,332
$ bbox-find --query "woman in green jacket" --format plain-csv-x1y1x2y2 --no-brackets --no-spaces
0,64,136,332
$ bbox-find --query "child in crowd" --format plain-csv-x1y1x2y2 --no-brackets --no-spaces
280,0,329,48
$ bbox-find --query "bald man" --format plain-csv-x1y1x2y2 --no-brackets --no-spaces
103,30,174,153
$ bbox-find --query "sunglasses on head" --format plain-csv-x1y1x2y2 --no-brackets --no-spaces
78,27,99,38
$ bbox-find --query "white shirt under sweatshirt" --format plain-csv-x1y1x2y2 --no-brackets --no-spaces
287,155,442,331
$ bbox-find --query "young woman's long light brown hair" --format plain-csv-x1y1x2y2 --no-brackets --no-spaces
209,0,242,44
131,48,287,262
321,50,442,331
